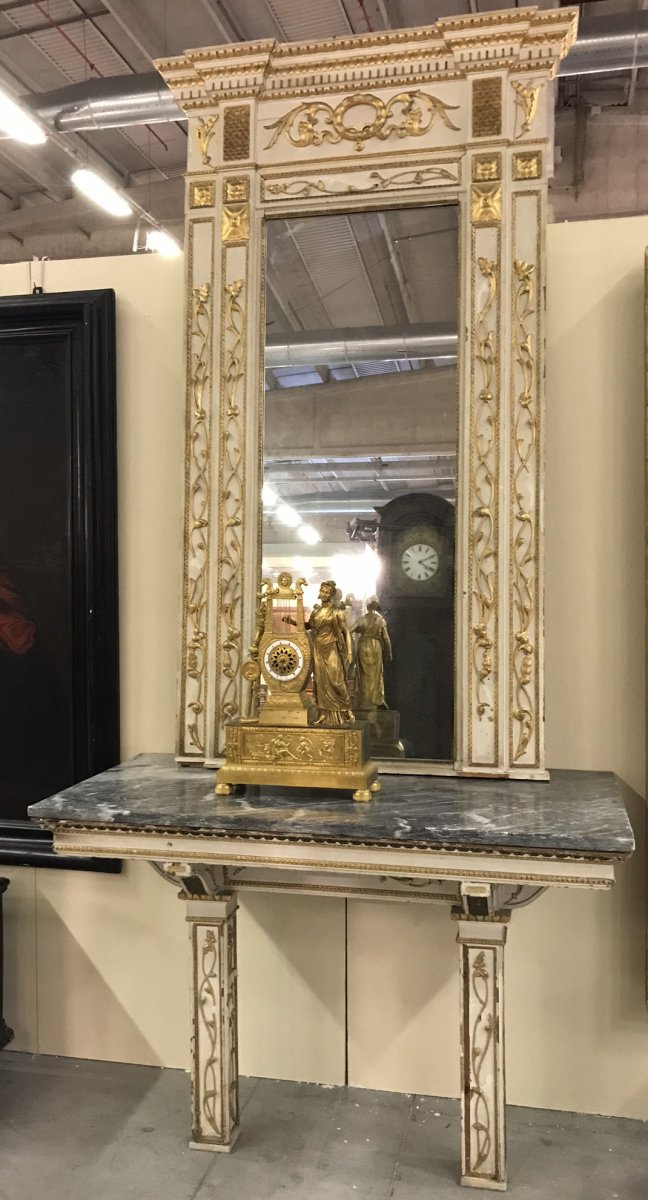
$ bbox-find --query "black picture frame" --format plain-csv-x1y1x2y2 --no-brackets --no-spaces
0,290,120,871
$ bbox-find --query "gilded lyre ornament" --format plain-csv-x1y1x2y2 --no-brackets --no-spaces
195,113,218,166
511,259,537,763
264,90,460,153
472,257,498,728
215,573,378,800
185,282,211,754
512,81,541,138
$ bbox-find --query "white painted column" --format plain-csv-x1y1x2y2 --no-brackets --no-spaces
456,915,509,1190
184,892,240,1151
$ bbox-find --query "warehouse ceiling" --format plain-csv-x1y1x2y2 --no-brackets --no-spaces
0,0,643,261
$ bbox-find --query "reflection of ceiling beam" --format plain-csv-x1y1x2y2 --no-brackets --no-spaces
266,324,458,366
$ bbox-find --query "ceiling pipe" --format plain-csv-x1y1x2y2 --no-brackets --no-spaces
266,324,458,367
559,13,648,77
19,15,648,133
24,72,184,130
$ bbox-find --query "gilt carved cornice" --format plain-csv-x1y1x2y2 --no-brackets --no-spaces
156,8,577,111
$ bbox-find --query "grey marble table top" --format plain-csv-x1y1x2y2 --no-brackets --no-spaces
29,754,634,860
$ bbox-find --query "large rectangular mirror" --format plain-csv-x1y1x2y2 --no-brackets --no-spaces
262,204,458,764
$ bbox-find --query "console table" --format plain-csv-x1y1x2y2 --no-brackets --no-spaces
29,754,633,1191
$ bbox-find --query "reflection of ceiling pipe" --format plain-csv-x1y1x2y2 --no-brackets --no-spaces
266,324,458,367
19,16,648,133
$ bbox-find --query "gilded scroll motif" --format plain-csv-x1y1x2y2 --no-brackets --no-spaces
195,114,218,167
471,256,498,730
512,81,541,138
469,950,494,1171
264,90,460,153
219,278,246,734
185,282,212,754
511,258,537,763
198,928,222,1135
263,164,459,200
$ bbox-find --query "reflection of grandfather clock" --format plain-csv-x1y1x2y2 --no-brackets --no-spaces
377,493,454,760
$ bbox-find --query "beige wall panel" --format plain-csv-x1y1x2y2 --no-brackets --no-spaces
237,892,345,1086
347,901,459,1097
0,255,185,760
2,866,37,1051
34,862,190,1066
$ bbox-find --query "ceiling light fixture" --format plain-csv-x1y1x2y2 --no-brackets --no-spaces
0,87,46,145
262,483,279,508
275,502,301,528
71,168,132,217
297,524,321,545
146,228,182,257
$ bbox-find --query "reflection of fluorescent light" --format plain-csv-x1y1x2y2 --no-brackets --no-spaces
146,228,181,257
276,502,301,528
298,524,321,545
262,483,279,508
71,169,132,217
0,88,46,144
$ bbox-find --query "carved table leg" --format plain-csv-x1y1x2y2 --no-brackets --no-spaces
185,891,240,1151
455,894,509,1190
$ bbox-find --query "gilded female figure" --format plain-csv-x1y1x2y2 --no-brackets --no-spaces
353,597,392,711
286,579,353,725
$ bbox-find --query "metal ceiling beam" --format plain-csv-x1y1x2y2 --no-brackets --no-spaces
0,10,110,41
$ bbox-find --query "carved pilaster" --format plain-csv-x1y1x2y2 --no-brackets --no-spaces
456,913,509,1190
185,892,239,1151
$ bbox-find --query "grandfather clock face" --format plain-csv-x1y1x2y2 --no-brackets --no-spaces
384,521,451,600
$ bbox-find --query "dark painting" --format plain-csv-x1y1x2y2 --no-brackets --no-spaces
0,292,120,869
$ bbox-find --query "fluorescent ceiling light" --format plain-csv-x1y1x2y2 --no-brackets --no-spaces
275,502,301,528
0,88,46,145
262,483,279,508
297,524,321,545
71,168,132,217
146,228,181,258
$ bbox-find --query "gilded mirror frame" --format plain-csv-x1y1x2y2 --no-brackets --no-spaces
159,6,578,780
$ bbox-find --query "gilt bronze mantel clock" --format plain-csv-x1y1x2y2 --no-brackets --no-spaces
215,573,379,801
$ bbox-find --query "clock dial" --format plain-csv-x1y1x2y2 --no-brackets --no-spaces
401,542,439,582
263,639,304,682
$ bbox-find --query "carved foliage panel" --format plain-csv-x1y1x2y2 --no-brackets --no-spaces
215,243,248,750
468,223,501,767
190,910,238,1145
178,216,215,759
510,190,542,769
458,931,507,1186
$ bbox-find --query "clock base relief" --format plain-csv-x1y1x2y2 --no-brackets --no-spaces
215,721,379,800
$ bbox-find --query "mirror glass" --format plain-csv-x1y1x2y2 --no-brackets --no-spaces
263,204,458,762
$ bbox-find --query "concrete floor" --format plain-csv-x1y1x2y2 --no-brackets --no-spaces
0,1052,646,1200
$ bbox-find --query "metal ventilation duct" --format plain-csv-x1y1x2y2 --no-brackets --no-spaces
21,16,648,133
25,72,183,131
265,325,458,367
559,13,648,77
